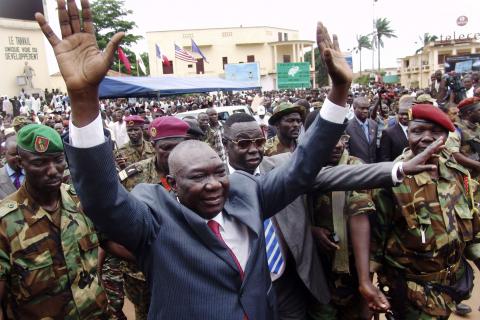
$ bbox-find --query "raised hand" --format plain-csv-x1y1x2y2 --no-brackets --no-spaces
316,22,352,87
402,137,445,176
35,0,124,125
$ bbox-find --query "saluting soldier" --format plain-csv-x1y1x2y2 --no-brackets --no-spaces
0,124,108,319
264,102,305,156
118,116,190,320
371,104,480,319
114,115,155,170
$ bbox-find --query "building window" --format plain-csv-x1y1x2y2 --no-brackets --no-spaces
182,33,193,38
283,55,291,63
278,32,283,41
222,32,232,37
247,55,255,63
188,64,193,68
404,60,410,68
437,54,447,64
284,33,288,41
222,57,228,70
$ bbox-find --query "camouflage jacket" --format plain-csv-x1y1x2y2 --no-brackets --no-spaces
372,149,480,316
114,140,155,169
119,157,172,281
264,135,297,157
0,184,107,319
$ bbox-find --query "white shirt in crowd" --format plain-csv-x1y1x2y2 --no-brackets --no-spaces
109,120,129,148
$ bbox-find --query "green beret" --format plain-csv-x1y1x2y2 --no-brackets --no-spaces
17,124,64,153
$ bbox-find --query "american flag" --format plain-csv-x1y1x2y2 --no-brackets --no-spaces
175,44,197,63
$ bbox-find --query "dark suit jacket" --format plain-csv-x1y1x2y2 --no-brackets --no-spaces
259,154,394,304
379,123,408,162
0,167,17,200
64,114,345,320
345,118,378,163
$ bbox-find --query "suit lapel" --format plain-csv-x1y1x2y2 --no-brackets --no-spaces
179,205,239,273
368,120,376,145
353,120,368,143
394,123,408,144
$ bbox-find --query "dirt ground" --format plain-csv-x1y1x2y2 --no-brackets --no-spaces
122,271,480,319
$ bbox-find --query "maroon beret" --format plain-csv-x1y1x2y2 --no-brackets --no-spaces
410,104,455,132
457,97,480,110
124,115,145,127
148,116,189,141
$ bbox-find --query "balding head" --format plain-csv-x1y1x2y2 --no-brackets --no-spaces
167,140,228,219
353,97,370,122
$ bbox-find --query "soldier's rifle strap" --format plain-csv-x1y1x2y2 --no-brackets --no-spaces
332,191,349,273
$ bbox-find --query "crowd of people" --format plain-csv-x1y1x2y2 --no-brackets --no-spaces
0,1,480,320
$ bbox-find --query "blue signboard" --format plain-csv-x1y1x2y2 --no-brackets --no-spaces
225,63,260,82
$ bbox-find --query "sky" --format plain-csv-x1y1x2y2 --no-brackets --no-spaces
43,0,480,74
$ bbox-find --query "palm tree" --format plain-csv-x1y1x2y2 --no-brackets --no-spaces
354,35,372,75
415,33,438,53
373,17,397,70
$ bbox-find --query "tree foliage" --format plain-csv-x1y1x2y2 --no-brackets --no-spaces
304,48,329,87
373,17,397,70
91,0,144,75
353,35,372,74
415,33,438,53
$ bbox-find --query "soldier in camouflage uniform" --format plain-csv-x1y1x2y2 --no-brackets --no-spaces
371,104,480,319
118,116,190,320
264,102,305,156
310,135,388,320
114,115,155,170
0,124,108,319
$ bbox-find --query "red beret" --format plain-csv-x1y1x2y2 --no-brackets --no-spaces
148,116,189,141
125,115,145,127
457,97,480,110
410,104,455,132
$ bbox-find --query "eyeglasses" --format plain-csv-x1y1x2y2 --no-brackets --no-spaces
226,137,266,149
339,135,350,143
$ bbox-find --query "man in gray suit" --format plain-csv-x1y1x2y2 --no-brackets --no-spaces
36,2,441,318
0,138,24,200
223,112,442,319
346,97,378,163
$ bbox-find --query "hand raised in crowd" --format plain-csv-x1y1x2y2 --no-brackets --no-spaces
316,22,352,106
35,0,124,126
402,137,445,176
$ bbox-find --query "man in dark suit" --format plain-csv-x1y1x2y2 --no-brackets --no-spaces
379,101,411,161
36,3,354,318
345,97,378,163
0,138,24,200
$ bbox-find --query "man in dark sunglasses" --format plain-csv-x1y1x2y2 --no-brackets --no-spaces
223,111,443,320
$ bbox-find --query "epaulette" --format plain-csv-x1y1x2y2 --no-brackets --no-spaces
119,164,143,182
65,183,77,195
0,200,18,219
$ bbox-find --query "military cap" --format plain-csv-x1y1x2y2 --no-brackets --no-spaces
268,102,305,125
457,97,480,111
148,116,189,141
12,116,32,128
17,124,64,153
415,94,436,105
125,115,145,127
409,104,455,132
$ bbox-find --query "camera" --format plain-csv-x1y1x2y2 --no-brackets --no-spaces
444,73,466,103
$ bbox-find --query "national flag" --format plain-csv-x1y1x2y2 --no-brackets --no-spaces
117,47,131,73
191,39,208,63
155,44,171,67
174,44,197,63
135,51,147,74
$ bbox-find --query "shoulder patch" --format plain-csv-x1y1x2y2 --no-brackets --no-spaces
0,200,18,218
119,164,142,181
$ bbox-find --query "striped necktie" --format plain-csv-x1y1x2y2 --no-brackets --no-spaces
264,218,284,274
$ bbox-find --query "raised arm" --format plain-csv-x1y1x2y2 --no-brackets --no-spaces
260,23,351,217
35,0,156,253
